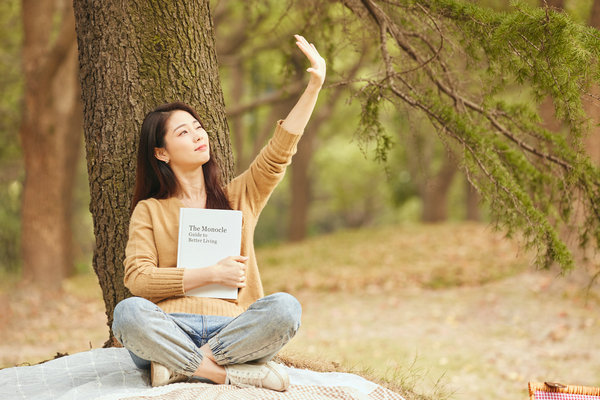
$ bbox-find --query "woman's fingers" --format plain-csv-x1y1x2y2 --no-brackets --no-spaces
216,255,248,287
293,35,326,87
294,35,319,60
237,267,246,287
294,34,309,47
232,255,248,263
234,257,246,284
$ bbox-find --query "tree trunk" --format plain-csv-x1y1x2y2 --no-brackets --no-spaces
544,0,565,9
465,179,480,221
591,0,600,28
288,126,316,241
289,48,366,241
585,0,600,165
73,0,234,343
20,0,82,289
538,96,563,132
537,0,565,133
420,154,458,223
229,62,248,175
288,94,343,241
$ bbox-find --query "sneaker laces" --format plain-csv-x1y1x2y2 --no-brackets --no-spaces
226,365,271,388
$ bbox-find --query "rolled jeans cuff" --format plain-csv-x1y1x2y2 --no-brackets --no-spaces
208,336,229,365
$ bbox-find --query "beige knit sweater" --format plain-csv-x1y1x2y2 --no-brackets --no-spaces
123,120,301,317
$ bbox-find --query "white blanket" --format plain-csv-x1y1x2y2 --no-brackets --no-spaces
0,348,404,400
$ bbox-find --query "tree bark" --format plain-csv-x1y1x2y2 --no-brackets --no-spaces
537,0,565,133
585,0,600,165
288,92,343,241
73,0,233,342
543,0,565,9
20,0,82,289
229,62,248,175
420,154,458,223
288,123,316,241
591,0,600,28
537,0,600,164
403,125,459,223
465,179,480,221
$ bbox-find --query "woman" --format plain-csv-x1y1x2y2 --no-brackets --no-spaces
112,35,326,391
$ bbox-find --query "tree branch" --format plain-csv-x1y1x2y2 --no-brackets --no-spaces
226,81,305,117
355,0,575,171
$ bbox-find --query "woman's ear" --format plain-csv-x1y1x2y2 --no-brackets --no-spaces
154,147,169,164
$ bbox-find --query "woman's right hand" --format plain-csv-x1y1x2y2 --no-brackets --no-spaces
294,34,326,90
211,255,248,288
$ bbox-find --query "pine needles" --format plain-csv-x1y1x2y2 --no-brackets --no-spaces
341,0,600,272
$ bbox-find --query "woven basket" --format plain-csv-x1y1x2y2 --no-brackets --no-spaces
529,381,600,399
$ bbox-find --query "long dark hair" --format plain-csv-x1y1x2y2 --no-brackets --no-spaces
130,101,232,212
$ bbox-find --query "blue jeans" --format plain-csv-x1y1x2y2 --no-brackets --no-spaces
112,292,301,376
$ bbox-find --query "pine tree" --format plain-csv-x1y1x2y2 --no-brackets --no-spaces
340,0,600,271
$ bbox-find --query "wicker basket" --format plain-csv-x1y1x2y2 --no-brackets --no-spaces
529,381,600,399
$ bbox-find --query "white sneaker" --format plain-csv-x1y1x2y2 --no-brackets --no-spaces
150,361,189,387
224,361,290,391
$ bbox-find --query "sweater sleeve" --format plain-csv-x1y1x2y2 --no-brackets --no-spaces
123,201,185,302
228,120,302,216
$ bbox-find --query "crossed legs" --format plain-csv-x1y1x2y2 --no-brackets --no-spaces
112,293,302,381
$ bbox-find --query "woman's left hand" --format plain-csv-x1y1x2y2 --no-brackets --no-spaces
294,34,326,89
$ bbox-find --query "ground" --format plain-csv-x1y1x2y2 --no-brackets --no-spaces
1,222,598,400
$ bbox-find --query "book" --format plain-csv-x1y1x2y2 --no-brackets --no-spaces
176,208,243,299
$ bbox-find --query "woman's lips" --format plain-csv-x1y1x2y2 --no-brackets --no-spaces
195,144,207,151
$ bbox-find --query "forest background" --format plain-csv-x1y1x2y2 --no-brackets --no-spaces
1,0,600,400
3,0,599,286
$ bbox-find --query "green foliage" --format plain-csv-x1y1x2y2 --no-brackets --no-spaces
355,85,394,163
217,0,419,243
345,0,600,271
0,180,22,273
311,136,398,232
0,0,22,161
564,0,595,24
0,0,22,274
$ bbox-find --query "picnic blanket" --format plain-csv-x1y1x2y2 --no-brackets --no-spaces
0,348,404,400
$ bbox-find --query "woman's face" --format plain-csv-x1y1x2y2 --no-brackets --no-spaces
155,110,210,169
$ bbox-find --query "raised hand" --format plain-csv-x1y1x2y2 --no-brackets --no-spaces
294,34,326,89
279,35,326,134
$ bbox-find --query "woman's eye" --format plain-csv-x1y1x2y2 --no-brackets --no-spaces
179,130,187,136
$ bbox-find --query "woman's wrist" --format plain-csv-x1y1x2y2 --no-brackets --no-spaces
205,265,217,285
183,266,217,292
306,81,323,93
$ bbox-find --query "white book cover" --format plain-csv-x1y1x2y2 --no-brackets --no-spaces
177,208,243,299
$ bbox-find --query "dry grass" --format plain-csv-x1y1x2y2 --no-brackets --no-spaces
0,274,108,369
275,352,451,400
258,222,528,292
1,222,598,400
